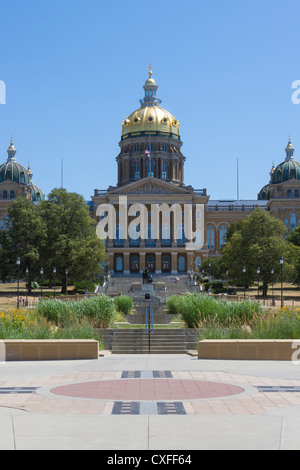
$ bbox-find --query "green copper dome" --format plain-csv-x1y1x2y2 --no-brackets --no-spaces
31,184,45,202
258,184,270,200
271,159,300,183
271,137,300,183
0,139,30,184
0,161,30,184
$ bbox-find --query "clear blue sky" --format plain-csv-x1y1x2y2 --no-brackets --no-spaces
1,0,300,201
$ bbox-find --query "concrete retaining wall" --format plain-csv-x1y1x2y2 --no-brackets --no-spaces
0,339,99,361
198,339,300,361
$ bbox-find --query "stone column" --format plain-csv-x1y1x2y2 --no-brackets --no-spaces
123,252,130,275
186,251,194,274
171,252,178,275
155,252,162,274
139,252,146,273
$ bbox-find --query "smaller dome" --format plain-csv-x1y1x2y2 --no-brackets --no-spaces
31,184,45,202
0,161,30,184
270,138,300,183
271,160,300,183
258,184,270,200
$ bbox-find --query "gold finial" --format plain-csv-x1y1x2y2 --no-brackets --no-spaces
9,137,15,150
148,64,153,78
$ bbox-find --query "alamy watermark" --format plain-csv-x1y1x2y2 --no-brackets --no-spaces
0,80,6,104
96,196,204,251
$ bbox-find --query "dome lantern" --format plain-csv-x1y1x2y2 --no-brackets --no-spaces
140,66,161,108
7,138,17,162
285,136,295,161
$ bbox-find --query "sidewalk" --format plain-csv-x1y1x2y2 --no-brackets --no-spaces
1,353,300,450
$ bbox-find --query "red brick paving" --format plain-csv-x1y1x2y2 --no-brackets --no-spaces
50,379,244,401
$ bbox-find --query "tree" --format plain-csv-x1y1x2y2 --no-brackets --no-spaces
287,227,300,285
39,188,107,293
222,208,290,296
0,197,46,286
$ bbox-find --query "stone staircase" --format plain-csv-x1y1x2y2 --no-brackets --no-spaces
102,328,199,354
101,273,199,354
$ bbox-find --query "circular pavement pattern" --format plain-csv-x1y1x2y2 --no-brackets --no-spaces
50,379,245,401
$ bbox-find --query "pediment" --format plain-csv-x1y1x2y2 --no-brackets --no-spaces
108,177,194,195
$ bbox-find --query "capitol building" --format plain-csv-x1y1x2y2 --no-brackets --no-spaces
90,70,300,275
1,70,300,275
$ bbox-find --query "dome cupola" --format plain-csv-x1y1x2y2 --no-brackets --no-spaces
0,139,30,184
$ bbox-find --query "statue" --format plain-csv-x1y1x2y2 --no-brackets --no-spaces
142,267,153,284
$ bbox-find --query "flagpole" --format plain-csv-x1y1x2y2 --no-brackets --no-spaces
149,132,151,176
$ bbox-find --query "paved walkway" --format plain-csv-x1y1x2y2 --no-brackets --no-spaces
1,353,300,450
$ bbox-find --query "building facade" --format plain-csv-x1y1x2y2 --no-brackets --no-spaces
92,70,286,275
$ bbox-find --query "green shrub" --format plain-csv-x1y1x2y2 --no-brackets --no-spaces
36,294,116,328
166,293,263,329
113,295,134,314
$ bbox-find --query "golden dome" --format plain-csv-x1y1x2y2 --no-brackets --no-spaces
121,69,181,141
122,105,180,140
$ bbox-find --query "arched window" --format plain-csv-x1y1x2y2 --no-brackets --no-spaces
20,172,25,184
290,213,297,230
130,255,139,273
162,161,168,179
133,161,139,179
207,225,215,249
219,225,228,249
146,254,155,272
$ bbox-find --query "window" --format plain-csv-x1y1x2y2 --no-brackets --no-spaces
129,224,140,247
162,161,168,179
20,172,25,184
10,190,15,199
134,144,140,152
3,190,7,199
177,224,185,246
207,225,215,249
219,225,228,249
148,144,153,152
195,257,201,269
147,159,154,177
133,161,139,179
115,256,123,272
115,224,124,246
287,189,292,198
295,189,299,198
162,144,167,152
0,219,3,230
161,223,171,246
146,223,155,247
178,256,186,272
290,213,297,230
